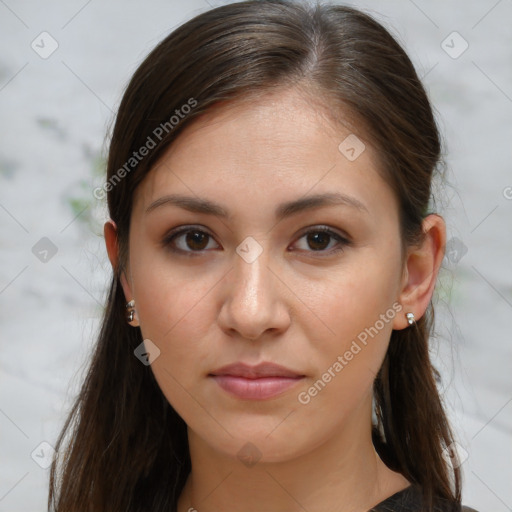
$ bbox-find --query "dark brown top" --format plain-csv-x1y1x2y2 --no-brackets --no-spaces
369,484,479,512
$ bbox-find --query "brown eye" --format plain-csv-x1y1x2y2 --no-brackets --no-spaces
162,227,219,255
292,227,350,256
306,231,331,251
183,230,209,250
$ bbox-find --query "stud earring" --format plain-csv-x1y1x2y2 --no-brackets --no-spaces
406,312,415,325
126,299,139,326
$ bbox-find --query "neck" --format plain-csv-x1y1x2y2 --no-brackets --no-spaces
176,396,410,512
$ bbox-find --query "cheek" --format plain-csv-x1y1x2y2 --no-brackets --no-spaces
294,255,399,405
130,250,219,375
133,262,216,420
301,252,399,350
132,246,210,330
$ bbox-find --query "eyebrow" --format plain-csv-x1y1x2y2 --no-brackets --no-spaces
145,192,369,220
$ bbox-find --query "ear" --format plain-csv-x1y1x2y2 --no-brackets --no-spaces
392,214,446,330
104,220,133,302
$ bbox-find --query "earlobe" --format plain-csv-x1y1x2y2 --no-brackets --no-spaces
392,214,446,330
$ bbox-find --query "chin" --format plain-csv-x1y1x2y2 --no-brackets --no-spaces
192,424,314,466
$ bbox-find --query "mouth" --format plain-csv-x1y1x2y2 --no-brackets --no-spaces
208,362,305,400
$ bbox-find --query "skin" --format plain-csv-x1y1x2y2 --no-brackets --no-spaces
105,87,446,512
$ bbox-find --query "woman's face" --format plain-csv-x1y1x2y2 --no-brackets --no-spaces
121,88,409,462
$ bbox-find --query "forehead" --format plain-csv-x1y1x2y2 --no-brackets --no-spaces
133,88,398,225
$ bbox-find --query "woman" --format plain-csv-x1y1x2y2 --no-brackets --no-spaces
48,1,479,511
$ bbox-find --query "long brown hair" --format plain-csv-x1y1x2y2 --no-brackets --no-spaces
48,2,462,511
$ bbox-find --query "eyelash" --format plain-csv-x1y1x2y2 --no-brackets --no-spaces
161,225,351,258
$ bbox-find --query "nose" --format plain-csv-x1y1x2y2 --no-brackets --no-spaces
217,245,291,341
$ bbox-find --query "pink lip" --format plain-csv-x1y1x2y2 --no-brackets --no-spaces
210,375,304,400
209,362,305,400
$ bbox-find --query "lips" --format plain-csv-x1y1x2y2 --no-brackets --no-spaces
209,362,305,400
209,362,305,379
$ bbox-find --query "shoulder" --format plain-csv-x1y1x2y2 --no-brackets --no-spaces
370,484,480,512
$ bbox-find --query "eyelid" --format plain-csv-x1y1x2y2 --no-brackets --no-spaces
163,224,214,240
